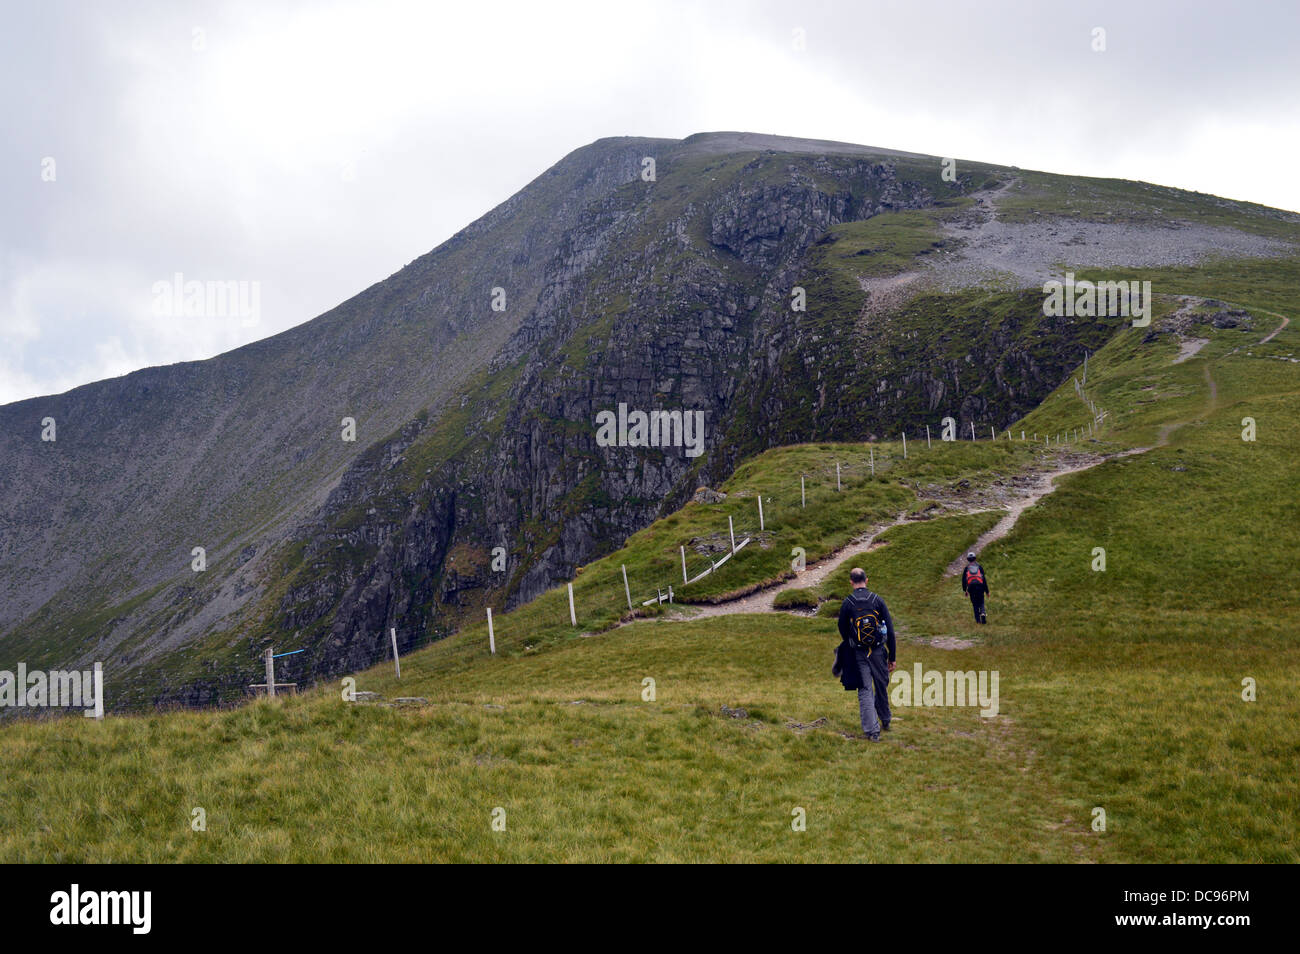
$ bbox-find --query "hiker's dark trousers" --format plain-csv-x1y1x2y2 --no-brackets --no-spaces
855,649,892,736
968,587,987,622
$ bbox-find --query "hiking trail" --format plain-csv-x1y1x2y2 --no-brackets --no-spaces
654,299,1277,623
660,449,1113,623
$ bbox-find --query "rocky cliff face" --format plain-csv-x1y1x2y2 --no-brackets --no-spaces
0,135,673,694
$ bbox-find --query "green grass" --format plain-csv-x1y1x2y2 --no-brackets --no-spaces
5,305,1294,862
772,587,819,610
998,169,1300,240
4,247,1299,862
814,208,961,281
0,614,1097,863
813,511,1004,607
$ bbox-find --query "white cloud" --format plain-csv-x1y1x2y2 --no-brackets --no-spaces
2,0,1298,404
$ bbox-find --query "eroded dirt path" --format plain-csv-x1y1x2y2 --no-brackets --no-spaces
664,450,1113,623
940,456,1111,576
1259,314,1290,344
665,511,910,619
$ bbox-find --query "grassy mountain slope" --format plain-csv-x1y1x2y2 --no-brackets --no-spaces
3,251,1296,860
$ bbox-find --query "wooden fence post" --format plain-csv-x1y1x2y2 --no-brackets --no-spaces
265,649,276,699
758,495,764,531
621,565,632,610
487,608,496,654
568,583,577,626
681,545,687,583
391,627,401,679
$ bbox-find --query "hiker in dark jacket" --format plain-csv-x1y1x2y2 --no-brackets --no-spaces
835,567,897,740
961,552,989,624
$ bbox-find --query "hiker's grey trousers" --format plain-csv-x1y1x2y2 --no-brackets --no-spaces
855,648,881,738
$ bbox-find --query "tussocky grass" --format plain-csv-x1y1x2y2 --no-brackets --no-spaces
2,277,1297,862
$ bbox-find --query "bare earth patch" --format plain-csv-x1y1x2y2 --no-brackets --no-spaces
1173,337,1209,364
925,636,977,649
858,271,925,316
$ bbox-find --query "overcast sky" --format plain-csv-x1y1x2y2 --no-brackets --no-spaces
3,0,1298,404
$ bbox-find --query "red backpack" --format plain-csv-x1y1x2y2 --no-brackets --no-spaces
965,564,985,586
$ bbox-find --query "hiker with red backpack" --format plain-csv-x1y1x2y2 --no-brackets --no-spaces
961,552,989,624
833,567,897,741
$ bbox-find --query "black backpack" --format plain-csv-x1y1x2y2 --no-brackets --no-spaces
848,592,888,654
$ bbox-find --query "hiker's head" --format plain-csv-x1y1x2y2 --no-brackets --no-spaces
967,552,977,562
850,567,867,588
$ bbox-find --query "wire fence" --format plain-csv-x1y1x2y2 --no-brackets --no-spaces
514,405,1111,639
